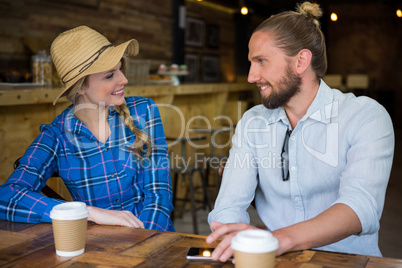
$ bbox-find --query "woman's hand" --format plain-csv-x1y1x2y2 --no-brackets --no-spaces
87,206,144,228
206,221,257,262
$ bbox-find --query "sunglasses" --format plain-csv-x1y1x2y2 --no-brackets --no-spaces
281,129,292,181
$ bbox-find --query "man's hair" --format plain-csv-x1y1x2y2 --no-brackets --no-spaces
254,1,327,79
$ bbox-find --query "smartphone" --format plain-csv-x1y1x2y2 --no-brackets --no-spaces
186,247,215,260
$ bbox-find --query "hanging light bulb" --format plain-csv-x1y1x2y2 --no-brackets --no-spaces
241,6,248,15
239,0,248,15
397,9,402,17
330,12,338,21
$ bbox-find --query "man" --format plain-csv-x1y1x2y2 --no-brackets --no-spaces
206,2,394,262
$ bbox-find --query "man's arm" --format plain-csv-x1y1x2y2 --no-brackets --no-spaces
272,203,361,254
207,203,361,262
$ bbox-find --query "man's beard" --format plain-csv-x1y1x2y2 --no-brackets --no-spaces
262,66,302,109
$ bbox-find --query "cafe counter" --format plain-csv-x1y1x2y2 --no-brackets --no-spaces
0,83,257,198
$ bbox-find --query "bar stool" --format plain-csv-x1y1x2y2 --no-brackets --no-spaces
167,136,212,234
191,127,233,197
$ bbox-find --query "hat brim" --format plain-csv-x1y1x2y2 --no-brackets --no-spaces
53,39,139,105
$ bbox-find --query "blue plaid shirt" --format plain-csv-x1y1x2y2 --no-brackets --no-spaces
0,96,174,231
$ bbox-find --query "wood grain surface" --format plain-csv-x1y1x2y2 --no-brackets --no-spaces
1,220,401,268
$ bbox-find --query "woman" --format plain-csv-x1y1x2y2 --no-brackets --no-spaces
0,26,174,231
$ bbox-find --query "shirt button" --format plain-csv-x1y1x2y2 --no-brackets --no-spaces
291,166,296,171
291,136,296,141
115,199,120,203
294,196,300,201
110,173,115,177
105,147,109,151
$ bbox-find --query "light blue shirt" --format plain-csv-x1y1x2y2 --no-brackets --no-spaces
208,80,394,256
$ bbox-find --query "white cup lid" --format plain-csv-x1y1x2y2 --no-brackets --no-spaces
50,202,89,221
231,229,279,253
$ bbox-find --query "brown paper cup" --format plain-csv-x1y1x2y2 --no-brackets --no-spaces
231,229,278,268
234,250,276,268
50,202,89,257
52,218,88,256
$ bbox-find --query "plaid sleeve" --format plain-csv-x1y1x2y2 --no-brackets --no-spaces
0,127,65,223
137,98,174,231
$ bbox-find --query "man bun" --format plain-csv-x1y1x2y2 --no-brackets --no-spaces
297,2,322,27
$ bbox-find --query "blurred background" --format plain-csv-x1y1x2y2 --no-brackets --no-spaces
0,0,401,125
0,0,401,259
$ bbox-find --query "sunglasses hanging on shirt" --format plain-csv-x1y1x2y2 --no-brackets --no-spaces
281,129,292,181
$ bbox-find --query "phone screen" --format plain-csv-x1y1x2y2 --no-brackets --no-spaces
186,247,215,260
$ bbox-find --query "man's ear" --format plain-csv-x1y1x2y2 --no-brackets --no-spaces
296,49,312,74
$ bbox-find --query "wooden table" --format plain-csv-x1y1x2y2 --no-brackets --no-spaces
1,221,402,267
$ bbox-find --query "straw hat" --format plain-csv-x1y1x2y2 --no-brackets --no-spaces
50,26,139,105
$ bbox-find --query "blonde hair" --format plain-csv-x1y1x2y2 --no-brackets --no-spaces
114,104,152,158
254,1,327,79
66,57,152,158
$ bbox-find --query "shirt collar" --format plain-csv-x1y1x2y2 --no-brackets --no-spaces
265,79,337,126
64,105,117,135
266,106,289,126
303,79,337,124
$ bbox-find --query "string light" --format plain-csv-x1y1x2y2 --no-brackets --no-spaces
397,9,402,17
241,6,248,15
330,12,338,21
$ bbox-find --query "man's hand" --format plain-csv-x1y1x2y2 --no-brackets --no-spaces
206,221,257,262
87,206,144,228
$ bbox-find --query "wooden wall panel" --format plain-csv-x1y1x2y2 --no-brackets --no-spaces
0,0,174,73
0,0,238,80
0,104,55,178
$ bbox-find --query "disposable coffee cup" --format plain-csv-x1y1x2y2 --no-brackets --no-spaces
50,202,89,257
231,229,278,268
